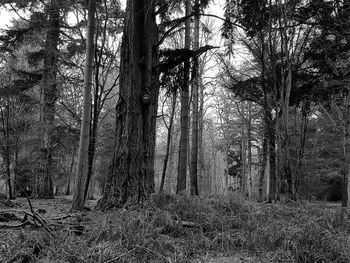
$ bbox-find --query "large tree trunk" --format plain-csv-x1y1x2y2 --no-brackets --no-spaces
71,0,96,211
177,0,191,195
96,0,159,210
36,0,60,199
190,0,200,196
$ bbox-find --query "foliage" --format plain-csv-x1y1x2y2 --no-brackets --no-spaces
2,196,350,262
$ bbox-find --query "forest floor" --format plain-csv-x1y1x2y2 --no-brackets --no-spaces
0,195,349,263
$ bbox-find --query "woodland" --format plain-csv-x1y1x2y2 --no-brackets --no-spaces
1,0,350,262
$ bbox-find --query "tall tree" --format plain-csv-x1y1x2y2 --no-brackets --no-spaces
36,0,61,198
96,0,159,209
71,0,96,211
190,0,200,196
177,0,192,195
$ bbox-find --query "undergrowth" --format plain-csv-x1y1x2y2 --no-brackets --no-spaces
1,195,350,262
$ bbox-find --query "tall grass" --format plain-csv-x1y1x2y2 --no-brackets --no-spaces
1,194,350,262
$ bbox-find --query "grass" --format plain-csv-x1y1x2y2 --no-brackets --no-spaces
1,194,350,262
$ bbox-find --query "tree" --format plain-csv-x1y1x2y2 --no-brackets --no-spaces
96,0,159,209
71,0,96,211
177,0,192,195
190,0,200,196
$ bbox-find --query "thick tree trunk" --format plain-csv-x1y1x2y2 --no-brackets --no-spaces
96,0,159,210
177,0,192,195
160,92,177,192
71,0,96,211
190,0,200,196
36,0,60,199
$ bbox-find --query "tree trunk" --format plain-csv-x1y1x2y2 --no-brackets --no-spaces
190,0,200,196
247,102,252,198
240,102,247,197
259,122,268,202
71,0,96,211
266,108,277,202
198,72,205,195
342,94,350,207
160,92,177,192
13,137,19,198
36,0,60,199
66,147,76,195
96,0,159,210
177,0,192,195
296,101,309,197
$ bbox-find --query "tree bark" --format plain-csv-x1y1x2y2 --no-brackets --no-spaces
71,0,96,211
96,0,159,210
36,0,60,199
160,92,177,192
247,102,252,198
65,147,76,195
266,108,277,202
190,0,200,196
259,122,268,202
342,93,350,207
177,0,192,195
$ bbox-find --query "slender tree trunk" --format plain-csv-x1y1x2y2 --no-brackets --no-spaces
96,0,159,210
71,0,96,211
13,137,19,198
342,93,350,207
160,92,177,192
259,122,268,202
84,101,98,200
177,0,192,195
36,0,60,199
66,147,76,195
240,102,247,197
3,103,13,200
266,108,276,202
247,102,252,198
198,75,205,195
190,0,200,196
297,101,309,197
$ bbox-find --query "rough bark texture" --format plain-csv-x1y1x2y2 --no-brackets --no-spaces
190,0,200,196
96,0,159,210
36,0,60,199
177,0,191,195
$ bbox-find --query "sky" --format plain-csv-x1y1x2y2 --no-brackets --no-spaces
0,1,225,30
